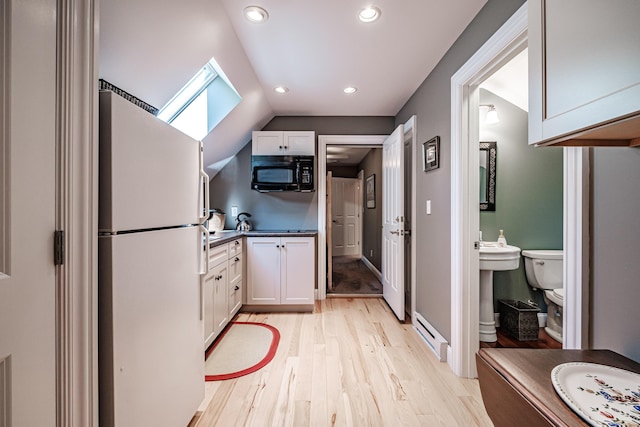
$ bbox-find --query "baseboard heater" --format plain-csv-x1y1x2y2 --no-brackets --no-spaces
414,312,448,362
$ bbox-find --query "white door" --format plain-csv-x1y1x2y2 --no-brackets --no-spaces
331,178,360,256
281,237,315,304
326,172,333,290
0,0,58,425
382,125,405,321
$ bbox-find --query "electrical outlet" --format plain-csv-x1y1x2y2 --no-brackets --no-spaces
231,206,238,217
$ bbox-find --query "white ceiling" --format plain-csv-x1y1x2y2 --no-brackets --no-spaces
99,0,487,176
481,48,528,112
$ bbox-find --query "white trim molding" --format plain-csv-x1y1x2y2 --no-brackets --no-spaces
563,147,590,349
56,0,99,425
317,135,386,300
0,0,10,279
450,4,528,378
404,115,418,326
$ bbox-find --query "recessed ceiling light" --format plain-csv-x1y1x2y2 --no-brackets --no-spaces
358,6,381,23
244,6,269,23
343,86,357,94
274,86,289,94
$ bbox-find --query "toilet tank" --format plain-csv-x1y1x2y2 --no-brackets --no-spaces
522,250,563,290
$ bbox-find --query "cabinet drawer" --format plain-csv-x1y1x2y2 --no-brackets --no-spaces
208,244,228,270
229,278,242,317
228,238,242,258
228,253,242,284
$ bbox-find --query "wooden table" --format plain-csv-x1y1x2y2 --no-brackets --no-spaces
476,349,640,427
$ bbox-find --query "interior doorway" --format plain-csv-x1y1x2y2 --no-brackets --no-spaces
317,135,386,300
317,120,417,321
450,4,588,378
325,146,383,296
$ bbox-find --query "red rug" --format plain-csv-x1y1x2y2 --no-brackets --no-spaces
204,322,280,381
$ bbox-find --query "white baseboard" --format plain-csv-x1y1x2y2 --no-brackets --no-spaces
360,256,382,281
414,312,448,362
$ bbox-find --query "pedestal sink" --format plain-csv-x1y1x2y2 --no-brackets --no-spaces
479,243,521,342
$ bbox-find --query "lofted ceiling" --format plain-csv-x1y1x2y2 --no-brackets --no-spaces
99,0,487,177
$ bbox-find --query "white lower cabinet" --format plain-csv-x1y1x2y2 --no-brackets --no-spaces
246,236,315,306
203,237,243,348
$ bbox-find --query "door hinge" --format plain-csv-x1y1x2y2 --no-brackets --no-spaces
54,230,65,266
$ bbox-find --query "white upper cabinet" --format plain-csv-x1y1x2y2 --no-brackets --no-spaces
529,0,640,146
252,131,315,155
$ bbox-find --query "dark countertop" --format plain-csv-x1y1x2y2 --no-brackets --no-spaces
476,349,640,426
208,230,317,248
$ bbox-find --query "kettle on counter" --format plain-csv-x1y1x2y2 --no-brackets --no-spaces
235,212,252,232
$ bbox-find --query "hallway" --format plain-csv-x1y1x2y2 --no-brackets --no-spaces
329,256,382,296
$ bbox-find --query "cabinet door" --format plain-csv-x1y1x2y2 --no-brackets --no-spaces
252,131,284,155
246,237,281,304
280,237,315,304
529,0,640,144
283,131,315,155
211,261,229,337
203,272,216,347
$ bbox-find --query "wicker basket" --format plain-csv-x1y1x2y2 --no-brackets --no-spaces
498,300,540,341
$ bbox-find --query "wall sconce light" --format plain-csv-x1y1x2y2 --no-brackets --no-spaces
480,104,500,124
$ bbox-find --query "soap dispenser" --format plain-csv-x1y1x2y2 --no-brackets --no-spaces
497,229,507,247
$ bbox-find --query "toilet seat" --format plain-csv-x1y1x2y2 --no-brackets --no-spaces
544,288,564,306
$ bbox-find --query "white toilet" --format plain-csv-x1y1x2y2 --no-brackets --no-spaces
521,250,564,343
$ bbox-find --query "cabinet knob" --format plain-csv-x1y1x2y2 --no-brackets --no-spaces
276,245,280,248
235,241,240,245
234,285,240,291
279,146,283,149
235,257,239,262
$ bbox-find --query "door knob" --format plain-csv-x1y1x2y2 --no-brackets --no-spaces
390,230,400,235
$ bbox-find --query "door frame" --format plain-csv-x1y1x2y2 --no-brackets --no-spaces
56,0,99,424
450,3,589,377
317,135,386,300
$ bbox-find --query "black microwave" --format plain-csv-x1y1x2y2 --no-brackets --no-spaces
251,155,315,192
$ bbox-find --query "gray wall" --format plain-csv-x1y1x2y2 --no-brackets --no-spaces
209,116,394,230
479,89,563,310
359,148,383,270
394,0,526,340
591,148,640,361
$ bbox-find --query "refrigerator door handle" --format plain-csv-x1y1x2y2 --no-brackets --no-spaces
198,142,210,224
199,224,210,275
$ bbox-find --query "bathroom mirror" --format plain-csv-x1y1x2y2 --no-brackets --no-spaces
479,141,497,211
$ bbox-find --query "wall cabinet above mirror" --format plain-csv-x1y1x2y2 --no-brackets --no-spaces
529,0,640,147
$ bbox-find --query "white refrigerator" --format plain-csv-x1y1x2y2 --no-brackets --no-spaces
98,91,208,427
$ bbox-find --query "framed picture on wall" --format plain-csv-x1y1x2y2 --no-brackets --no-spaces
366,174,375,208
423,136,440,172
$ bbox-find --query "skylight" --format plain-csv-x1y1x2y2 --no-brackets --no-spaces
157,58,241,141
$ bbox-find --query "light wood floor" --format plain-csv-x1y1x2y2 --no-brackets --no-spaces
191,298,493,427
